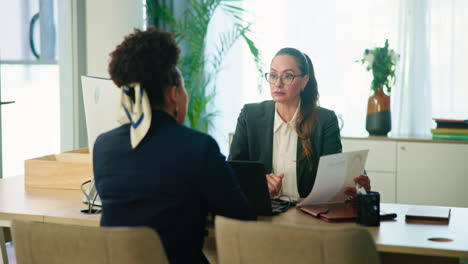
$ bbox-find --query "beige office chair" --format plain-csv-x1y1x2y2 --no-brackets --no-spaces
11,220,169,264
215,216,380,264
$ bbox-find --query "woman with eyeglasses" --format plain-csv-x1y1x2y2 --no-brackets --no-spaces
229,47,370,199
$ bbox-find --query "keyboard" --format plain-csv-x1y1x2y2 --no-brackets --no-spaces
271,198,297,214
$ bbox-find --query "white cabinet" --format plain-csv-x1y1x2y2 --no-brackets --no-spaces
341,139,397,203
364,171,396,203
342,137,468,207
397,142,468,207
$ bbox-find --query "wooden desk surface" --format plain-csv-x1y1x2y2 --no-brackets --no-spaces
262,204,468,258
1,175,467,259
0,175,100,226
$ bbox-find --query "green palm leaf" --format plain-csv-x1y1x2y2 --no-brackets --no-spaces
146,0,263,133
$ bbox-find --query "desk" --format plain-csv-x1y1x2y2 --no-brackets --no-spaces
0,176,99,264
263,205,468,263
1,175,468,264
0,175,99,227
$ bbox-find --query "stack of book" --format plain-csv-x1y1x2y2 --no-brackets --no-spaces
431,118,468,141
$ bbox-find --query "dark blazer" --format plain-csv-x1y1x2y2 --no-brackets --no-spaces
94,111,255,264
229,100,342,198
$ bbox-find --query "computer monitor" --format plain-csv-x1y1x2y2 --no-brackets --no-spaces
80,76,121,208
81,76,121,156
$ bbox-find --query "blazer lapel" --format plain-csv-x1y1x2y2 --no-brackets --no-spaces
260,101,275,172
296,138,307,195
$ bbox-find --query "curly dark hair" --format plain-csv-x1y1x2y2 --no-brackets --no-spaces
108,26,181,107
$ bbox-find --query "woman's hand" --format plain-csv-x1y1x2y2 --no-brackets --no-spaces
266,173,284,197
343,174,371,199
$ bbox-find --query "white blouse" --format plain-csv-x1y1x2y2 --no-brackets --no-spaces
272,102,301,199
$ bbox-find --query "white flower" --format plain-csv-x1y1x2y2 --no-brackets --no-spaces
365,53,374,68
389,50,399,63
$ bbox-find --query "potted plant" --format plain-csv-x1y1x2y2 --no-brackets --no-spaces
358,39,399,136
146,0,262,133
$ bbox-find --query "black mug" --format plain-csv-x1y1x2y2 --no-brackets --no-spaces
356,191,380,226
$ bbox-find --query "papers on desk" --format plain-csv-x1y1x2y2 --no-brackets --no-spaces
299,149,369,206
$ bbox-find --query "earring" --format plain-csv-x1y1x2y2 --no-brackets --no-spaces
173,106,179,120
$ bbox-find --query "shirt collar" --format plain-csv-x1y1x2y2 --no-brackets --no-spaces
274,100,301,133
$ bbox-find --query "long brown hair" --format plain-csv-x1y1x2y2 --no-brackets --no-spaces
275,48,319,163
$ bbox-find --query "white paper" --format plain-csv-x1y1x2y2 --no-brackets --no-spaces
298,149,369,206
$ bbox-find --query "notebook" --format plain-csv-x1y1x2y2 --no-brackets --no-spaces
298,202,397,223
228,161,291,216
405,206,451,224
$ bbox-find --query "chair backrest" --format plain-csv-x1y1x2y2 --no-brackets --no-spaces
215,216,380,264
11,220,169,264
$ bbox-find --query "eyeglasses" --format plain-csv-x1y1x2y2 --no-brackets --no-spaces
264,72,304,85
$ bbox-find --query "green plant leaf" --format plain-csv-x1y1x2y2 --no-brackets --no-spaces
357,39,398,93
240,29,263,92
147,0,263,133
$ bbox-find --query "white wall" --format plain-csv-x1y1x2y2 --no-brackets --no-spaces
85,0,143,78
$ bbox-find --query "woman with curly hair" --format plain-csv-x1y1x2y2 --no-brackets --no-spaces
93,27,255,264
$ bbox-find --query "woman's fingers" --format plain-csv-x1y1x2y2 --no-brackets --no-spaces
266,175,280,196
354,175,371,191
266,174,277,196
343,186,357,198
267,180,276,196
266,174,279,186
266,173,284,196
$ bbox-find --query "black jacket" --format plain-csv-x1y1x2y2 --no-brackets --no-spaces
94,111,255,264
229,100,342,197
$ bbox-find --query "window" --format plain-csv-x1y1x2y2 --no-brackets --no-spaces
240,0,400,137
430,0,468,119
0,0,59,178
210,0,468,154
